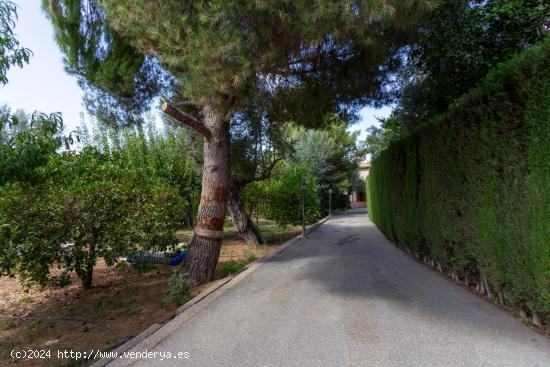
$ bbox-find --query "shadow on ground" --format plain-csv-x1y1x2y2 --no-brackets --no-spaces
263,210,547,344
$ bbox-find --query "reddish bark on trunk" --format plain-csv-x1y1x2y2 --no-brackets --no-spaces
180,104,230,287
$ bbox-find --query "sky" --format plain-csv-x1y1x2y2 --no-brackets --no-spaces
0,1,390,139
0,1,84,131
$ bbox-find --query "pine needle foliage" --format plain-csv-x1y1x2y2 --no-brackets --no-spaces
42,0,173,125
101,0,436,118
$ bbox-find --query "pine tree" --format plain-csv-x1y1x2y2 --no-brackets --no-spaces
94,0,434,286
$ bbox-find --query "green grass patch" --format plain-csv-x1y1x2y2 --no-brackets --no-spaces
221,260,247,277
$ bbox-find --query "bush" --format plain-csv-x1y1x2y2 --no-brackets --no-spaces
0,112,67,185
0,113,187,290
82,121,201,228
131,259,155,274
0,114,202,290
161,271,191,306
367,38,550,317
1,147,184,289
221,260,247,277
244,164,320,227
244,248,256,262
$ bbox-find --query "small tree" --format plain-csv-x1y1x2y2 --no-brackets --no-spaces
80,118,202,228
0,111,73,287
0,111,66,185
245,164,320,228
52,149,184,289
0,135,184,289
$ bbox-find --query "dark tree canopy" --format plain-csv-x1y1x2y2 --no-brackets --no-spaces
230,105,289,188
385,0,550,134
102,0,435,119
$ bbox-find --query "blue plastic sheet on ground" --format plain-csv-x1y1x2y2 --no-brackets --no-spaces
126,250,186,265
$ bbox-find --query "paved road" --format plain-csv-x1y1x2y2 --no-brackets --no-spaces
113,209,550,367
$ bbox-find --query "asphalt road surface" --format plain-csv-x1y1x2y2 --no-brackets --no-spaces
111,209,550,367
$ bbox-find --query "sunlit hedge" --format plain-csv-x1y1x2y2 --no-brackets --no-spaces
368,38,550,319
243,164,321,227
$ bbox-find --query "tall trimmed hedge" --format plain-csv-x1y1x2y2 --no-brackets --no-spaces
367,38,550,320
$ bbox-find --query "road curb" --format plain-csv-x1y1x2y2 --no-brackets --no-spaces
91,323,162,367
94,215,329,366
175,215,329,316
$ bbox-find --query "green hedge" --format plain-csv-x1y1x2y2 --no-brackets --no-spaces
367,37,550,320
242,163,321,227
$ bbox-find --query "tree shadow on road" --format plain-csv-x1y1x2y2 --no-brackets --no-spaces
263,215,548,345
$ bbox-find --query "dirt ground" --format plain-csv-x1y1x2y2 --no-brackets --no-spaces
0,228,300,367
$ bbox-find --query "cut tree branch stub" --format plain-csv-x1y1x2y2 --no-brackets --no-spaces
161,102,212,140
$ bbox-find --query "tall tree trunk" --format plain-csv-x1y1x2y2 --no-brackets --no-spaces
82,242,95,290
181,104,230,287
227,187,265,246
82,264,93,290
184,196,194,228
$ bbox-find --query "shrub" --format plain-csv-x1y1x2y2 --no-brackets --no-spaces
0,112,67,185
0,146,184,289
82,121,201,228
0,114,197,290
244,248,257,262
131,259,155,274
367,38,550,317
161,271,192,306
221,260,247,277
244,164,320,227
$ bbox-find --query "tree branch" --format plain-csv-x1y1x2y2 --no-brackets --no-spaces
232,155,284,189
173,100,196,107
257,155,284,181
161,102,212,140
